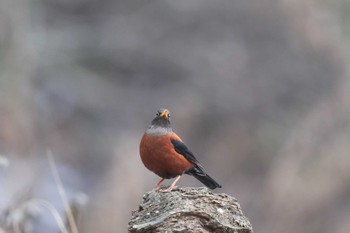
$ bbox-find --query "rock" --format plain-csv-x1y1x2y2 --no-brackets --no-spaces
128,187,252,233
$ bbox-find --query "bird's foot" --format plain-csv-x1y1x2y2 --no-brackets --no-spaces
154,178,165,191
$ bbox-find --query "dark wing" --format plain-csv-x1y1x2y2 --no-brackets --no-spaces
171,137,222,189
170,138,203,169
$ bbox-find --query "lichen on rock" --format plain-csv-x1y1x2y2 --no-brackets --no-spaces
129,187,252,233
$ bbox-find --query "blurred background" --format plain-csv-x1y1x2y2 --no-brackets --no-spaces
1,0,350,232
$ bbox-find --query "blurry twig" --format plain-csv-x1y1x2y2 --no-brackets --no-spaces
23,199,68,233
1,196,68,233
0,186,34,233
47,150,79,233
64,194,88,232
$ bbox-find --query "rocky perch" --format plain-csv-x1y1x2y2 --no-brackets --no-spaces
128,187,253,233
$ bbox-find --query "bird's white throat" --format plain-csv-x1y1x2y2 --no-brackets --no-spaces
146,125,172,136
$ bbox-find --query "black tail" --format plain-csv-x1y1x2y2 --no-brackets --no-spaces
186,167,221,189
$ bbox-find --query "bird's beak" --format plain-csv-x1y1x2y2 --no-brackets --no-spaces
160,111,168,118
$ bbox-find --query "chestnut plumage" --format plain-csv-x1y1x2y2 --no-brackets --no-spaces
140,108,221,192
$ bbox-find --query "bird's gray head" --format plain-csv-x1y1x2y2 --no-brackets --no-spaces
150,108,171,129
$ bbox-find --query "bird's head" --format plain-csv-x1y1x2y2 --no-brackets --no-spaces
151,108,171,128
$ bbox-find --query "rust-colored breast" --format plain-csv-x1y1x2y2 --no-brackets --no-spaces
139,133,194,178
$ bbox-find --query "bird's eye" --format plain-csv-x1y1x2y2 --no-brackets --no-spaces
167,113,170,118
156,112,160,117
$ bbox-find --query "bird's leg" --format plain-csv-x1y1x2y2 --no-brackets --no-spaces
154,178,165,190
159,175,181,192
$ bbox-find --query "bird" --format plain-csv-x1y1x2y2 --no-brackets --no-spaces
139,108,221,192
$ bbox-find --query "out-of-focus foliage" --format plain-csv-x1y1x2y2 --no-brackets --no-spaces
1,0,350,233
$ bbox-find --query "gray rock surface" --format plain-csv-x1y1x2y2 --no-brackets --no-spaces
129,187,252,233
